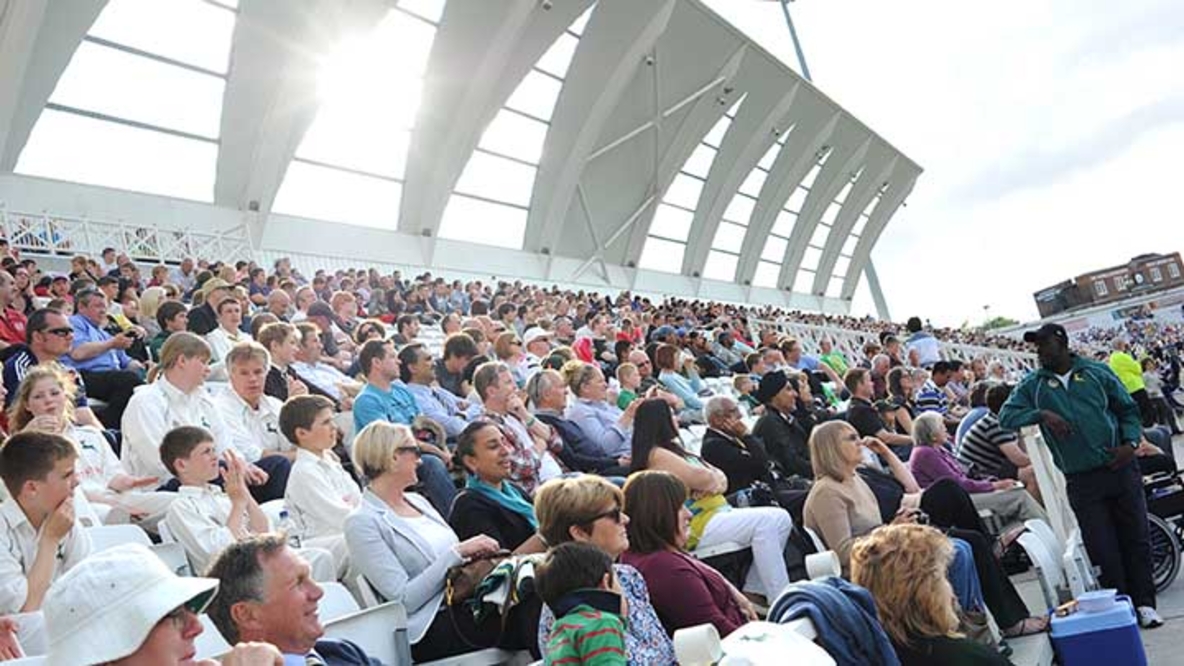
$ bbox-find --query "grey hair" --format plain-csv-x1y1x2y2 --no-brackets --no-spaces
703,394,737,424
203,534,288,643
525,369,563,407
912,412,948,447
871,353,891,369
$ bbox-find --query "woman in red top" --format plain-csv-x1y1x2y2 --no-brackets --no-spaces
620,470,758,638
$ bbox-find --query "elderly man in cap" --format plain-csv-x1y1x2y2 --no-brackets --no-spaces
522,327,553,378
750,370,814,480
1000,323,1163,628
43,543,282,665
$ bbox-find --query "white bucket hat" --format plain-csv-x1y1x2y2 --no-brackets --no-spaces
44,543,220,666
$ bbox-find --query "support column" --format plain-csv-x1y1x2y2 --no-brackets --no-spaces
864,259,891,321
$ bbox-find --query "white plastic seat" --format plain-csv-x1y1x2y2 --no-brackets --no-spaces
1016,532,1063,609
4,656,46,665
195,615,231,660
419,649,532,666
151,542,193,577
354,573,381,608
1024,518,1062,556
324,601,408,666
259,499,287,528
692,540,748,560
85,524,152,552
320,581,361,623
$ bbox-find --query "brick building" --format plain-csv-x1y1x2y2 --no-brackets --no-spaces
1033,252,1184,318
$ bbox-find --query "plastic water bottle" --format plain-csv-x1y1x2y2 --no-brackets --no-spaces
278,509,302,548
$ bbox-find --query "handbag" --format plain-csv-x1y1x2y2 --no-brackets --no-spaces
445,550,511,606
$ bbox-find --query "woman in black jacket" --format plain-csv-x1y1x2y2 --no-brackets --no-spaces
449,420,546,553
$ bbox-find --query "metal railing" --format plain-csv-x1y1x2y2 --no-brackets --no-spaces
0,207,253,266
752,318,1038,375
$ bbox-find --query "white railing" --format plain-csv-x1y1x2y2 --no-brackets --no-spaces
0,207,253,266
752,318,1038,375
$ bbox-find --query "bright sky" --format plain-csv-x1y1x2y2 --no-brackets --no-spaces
706,0,1184,326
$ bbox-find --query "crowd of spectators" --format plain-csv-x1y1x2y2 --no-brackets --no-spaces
0,242,1178,664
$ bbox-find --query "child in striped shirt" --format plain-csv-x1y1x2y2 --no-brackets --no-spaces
536,542,628,665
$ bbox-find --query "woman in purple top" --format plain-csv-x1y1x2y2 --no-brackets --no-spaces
909,412,1046,529
619,471,758,638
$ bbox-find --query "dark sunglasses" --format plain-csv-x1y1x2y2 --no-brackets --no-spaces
42,327,74,337
587,506,624,524
395,445,422,458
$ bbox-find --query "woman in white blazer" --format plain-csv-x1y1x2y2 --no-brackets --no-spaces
345,421,539,662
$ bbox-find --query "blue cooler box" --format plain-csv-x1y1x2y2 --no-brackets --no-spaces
1050,595,1148,666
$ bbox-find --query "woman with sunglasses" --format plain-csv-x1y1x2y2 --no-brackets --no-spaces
534,475,676,665
345,421,535,662
494,331,530,388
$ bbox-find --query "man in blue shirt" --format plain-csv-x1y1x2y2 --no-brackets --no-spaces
62,289,143,428
352,339,456,517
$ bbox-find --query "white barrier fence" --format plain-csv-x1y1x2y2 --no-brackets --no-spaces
0,207,252,266
752,318,1038,376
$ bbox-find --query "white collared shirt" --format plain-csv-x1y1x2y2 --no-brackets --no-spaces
291,361,349,400
121,378,232,479
205,327,252,381
284,449,361,541
165,484,249,575
213,386,289,462
68,424,124,494
0,498,91,613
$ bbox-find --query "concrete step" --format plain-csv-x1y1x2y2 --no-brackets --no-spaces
1009,574,1055,666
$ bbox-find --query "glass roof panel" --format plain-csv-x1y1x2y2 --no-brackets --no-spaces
753,260,781,289
16,108,216,201
638,237,686,274
479,111,548,164
49,41,224,138
793,269,816,293
703,250,739,282
272,161,401,228
648,204,694,242
711,221,746,254
723,194,755,224
536,32,580,78
663,173,703,210
681,144,717,179
438,195,528,249
398,0,446,23
505,70,563,121
454,151,537,207
760,235,788,263
88,0,235,73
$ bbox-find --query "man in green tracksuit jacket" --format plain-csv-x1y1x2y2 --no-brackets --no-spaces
999,323,1162,628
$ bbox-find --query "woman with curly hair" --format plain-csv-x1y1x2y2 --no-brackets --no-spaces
851,524,1011,665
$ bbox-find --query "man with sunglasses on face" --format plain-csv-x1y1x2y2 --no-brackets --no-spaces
2,308,104,429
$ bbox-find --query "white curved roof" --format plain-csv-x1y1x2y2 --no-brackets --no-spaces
0,0,920,309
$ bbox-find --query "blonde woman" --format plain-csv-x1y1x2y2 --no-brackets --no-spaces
851,525,1011,665
11,365,175,526
344,421,534,662
138,285,167,339
804,421,1046,638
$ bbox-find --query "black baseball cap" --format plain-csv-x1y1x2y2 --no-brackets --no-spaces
1023,323,1068,345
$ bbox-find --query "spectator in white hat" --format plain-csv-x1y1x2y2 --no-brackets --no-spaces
43,542,282,665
